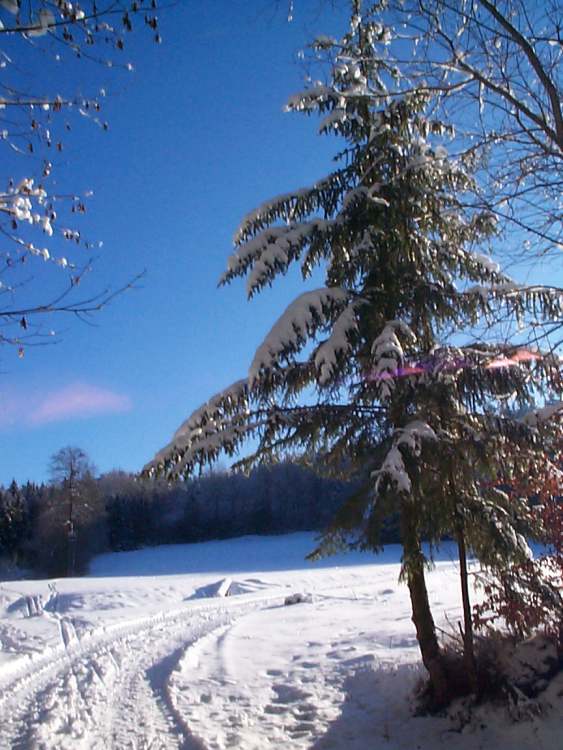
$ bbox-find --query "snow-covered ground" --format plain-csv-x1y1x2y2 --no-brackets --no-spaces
0,532,560,749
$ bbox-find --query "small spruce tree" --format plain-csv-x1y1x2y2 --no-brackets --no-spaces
147,5,562,706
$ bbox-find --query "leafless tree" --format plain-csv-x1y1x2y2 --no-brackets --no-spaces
305,1,560,258
0,1,160,356
49,444,96,574
408,0,561,255
49,444,94,483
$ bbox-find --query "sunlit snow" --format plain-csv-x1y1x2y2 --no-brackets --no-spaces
1,533,561,749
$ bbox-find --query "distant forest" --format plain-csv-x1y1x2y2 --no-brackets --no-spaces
0,463,383,578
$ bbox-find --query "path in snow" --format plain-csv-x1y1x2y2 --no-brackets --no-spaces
1,535,561,749
0,591,286,750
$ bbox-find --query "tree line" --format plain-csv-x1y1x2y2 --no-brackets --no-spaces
0,452,366,578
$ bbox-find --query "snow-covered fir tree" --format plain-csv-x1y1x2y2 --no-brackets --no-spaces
146,4,562,706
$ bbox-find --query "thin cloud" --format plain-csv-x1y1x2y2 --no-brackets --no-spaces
0,383,132,429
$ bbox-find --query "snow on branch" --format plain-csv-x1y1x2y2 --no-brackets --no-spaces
374,445,411,493
314,301,360,385
465,281,563,303
232,165,354,248
285,85,334,113
220,220,335,295
249,288,349,385
370,321,416,400
143,379,252,479
0,178,72,268
148,419,265,482
471,251,500,276
371,420,438,497
171,379,249,447
395,420,438,452
234,188,316,245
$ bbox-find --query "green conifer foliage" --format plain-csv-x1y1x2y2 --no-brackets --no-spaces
147,6,562,705
0,480,28,564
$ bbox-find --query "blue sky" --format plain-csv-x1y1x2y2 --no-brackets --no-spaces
0,1,352,485
0,2,557,486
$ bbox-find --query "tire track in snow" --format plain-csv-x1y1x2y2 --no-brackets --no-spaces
104,614,229,750
0,593,285,749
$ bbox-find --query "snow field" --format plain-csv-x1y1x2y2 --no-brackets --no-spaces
0,533,561,749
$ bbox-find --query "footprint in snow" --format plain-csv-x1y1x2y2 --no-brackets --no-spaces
271,683,312,704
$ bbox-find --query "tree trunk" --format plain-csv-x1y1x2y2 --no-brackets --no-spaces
457,526,478,693
401,504,449,707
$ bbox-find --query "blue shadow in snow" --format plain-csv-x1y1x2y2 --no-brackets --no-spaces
89,532,463,578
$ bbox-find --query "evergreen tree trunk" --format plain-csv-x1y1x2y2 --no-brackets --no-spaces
448,459,478,693
457,525,478,692
401,503,449,707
